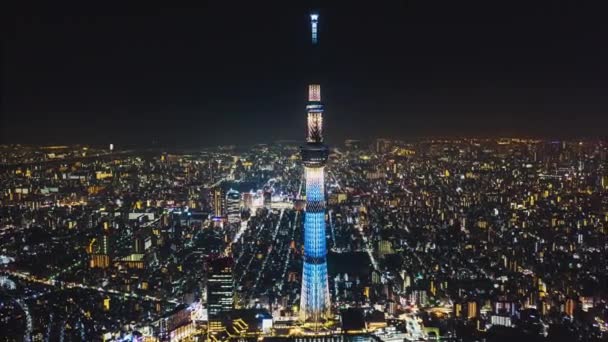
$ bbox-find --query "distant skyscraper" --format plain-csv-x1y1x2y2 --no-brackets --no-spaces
263,188,272,208
300,11,331,323
376,138,393,154
207,257,234,332
212,186,225,218
242,192,254,210
88,226,113,269
226,188,241,225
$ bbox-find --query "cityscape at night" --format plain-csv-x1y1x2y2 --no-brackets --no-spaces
2,3,608,342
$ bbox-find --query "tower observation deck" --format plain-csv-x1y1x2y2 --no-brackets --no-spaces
299,11,331,324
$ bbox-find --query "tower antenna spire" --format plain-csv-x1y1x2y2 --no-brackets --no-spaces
310,12,319,45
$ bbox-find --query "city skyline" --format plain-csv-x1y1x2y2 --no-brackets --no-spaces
3,2,608,146
2,137,607,341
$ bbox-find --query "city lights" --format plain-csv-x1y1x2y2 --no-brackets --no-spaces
1,4,607,342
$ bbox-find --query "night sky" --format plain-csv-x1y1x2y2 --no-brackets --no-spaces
3,2,608,147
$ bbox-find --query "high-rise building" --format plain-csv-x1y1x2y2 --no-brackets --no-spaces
242,192,254,210
565,298,576,317
377,240,394,259
375,138,393,154
212,187,224,218
344,139,363,150
88,229,113,269
299,11,331,323
208,257,234,332
467,301,479,319
226,188,241,225
263,189,272,209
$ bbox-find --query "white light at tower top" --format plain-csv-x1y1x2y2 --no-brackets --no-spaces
310,13,318,44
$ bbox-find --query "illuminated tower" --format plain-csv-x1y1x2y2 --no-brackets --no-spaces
300,11,330,323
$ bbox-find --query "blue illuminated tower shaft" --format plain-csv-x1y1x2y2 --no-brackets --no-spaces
300,164,330,322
